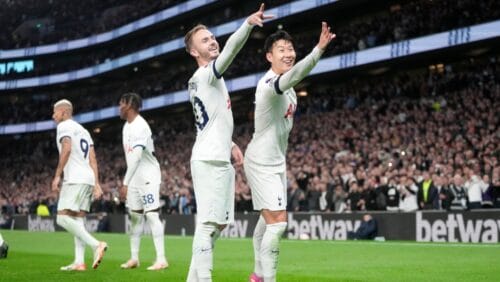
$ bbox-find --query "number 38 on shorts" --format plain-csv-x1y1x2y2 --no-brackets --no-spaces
142,194,155,205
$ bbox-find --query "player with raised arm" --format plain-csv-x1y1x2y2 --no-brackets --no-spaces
184,3,273,281
51,99,108,271
119,93,168,271
244,23,335,282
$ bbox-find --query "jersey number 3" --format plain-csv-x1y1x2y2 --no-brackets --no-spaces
193,96,209,131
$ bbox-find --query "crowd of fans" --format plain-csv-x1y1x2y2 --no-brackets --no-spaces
2,0,500,81
1,53,499,225
0,0,185,50
0,0,289,78
0,0,500,124
2,0,500,125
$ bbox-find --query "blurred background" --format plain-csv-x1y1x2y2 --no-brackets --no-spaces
0,0,499,226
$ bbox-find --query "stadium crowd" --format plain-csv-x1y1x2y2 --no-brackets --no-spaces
1,0,499,83
1,54,499,225
3,0,500,125
0,0,184,50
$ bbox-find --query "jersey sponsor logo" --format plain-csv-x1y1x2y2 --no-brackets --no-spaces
192,96,209,131
124,144,134,153
226,98,231,109
284,103,296,118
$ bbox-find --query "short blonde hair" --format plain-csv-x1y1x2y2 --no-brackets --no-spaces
54,99,73,114
184,24,208,53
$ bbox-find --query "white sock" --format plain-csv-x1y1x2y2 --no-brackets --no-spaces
129,211,143,262
0,233,4,245
145,212,166,263
253,215,266,277
56,215,99,249
186,255,198,282
74,217,86,264
191,222,218,281
261,222,287,282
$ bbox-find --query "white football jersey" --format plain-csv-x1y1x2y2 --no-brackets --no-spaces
245,47,323,169
245,69,296,169
56,119,95,185
122,115,161,187
188,60,233,162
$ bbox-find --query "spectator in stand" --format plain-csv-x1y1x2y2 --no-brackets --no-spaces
481,174,494,208
347,181,365,212
492,174,500,208
385,177,400,211
448,174,468,211
464,165,486,210
417,171,439,210
36,199,50,216
398,176,418,212
439,175,454,211
329,184,347,213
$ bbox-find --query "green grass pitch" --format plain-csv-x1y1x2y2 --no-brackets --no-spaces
0,230,499,281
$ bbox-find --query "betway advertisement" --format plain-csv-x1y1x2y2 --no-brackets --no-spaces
11,211,500,243
415,211,500,243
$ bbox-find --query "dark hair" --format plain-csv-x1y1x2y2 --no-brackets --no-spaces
120,92,142,111
264,30,294,53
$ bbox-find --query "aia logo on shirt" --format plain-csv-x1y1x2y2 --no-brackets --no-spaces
284,103,296,118
124,144,133,154
227,98,231,109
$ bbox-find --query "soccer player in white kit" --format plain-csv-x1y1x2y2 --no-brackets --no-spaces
118,93,168,270
184,4,273,281
244,23,335,282
51,99,108,271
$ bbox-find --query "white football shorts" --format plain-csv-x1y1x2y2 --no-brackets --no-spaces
126,183,161,212
191,160,235,225
57,183,93,212
244,158,287,211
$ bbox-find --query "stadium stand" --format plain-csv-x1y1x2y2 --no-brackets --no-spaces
1,53,498,215
0,0,499,217
1,0,500,124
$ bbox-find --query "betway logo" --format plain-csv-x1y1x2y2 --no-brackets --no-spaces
416,212,500,243
288,214,360,240
220,220,248,238
28,216,55,232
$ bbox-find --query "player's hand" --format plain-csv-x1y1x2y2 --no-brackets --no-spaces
51,176,61,193
316,22,336,50
231,144,244,167
247,3,274,27
120,185,128,201
93,183,103,200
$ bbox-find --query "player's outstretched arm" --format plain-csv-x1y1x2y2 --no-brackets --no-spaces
277,22,335,92
215,3,274,77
